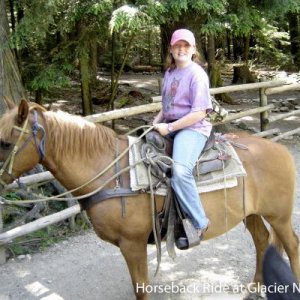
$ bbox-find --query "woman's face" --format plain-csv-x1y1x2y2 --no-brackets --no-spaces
170,40,195,67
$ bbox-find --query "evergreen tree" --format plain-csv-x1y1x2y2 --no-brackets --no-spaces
0,0,26,115
2,0,300,115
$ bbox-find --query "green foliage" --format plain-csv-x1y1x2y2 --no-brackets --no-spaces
3,192,22,201
252,22,291,65
28,65,71,91
9,0,114,97
10,0,63,50
190,0,227,13
116,97,130,108
226,1,263,36
109,4,154,34
256,0,300,16
8,225,80,256
5,0,300,100
138,0,166,24
2,205,26,224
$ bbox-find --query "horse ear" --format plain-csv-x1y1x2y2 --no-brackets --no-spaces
17,100,29,125
3,96,16,110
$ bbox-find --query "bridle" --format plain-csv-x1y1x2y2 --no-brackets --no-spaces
0,109,46,187
0,114,156,203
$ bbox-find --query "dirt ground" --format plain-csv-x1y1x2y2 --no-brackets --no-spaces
0,73,300,300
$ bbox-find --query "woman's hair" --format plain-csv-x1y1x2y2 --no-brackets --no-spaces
164,48,206,72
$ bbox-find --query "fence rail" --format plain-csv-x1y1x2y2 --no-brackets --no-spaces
1,79,300,263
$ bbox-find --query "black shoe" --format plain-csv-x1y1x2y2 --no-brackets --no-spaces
175,237,189,250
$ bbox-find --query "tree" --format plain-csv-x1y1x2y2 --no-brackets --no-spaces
8,0,113,115
107,4,155,112
288,12,300,68
3,0,300,116
0,0,26,115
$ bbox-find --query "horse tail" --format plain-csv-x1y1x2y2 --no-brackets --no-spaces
269,228,284,255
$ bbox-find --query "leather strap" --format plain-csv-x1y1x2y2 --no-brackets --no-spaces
115,138,126,217
78,188,139,211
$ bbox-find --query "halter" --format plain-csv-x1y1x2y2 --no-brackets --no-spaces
0,110,46,187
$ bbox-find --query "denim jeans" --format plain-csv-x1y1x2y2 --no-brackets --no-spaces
171,129,209,229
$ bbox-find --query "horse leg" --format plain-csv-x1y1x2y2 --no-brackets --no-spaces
269,228,284,255
265,217,300,281
119,238,149,300
244,215,269,298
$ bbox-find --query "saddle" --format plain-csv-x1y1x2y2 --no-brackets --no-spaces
141,130,232,251
141,130,231,181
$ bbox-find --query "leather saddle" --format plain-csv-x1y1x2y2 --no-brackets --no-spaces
140,130,231,180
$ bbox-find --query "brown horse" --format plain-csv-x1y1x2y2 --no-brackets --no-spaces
0,100,299,299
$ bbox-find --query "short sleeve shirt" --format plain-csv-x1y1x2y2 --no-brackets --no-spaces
162,62,212,137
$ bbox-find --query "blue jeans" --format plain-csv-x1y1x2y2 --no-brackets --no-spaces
171,129,209,229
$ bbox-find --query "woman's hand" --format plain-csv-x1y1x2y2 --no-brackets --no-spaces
153,123,169,136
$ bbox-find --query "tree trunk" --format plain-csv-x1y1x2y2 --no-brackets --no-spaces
35,89,43,104
243,35,250,63
8,0,15,31
288,12,300,68
78,23,93,116
147,30,152,65
79,47,93,116
90,41,98,85
207,35,215,66
232,35,243,62
226,30,231,60
0,0,26,115
207,35,234,104
160,25,174,70
232,65,256,84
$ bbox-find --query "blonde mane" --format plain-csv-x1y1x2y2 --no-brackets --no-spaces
44,111,117,161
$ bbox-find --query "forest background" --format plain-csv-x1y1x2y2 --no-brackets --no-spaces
1,0,300,117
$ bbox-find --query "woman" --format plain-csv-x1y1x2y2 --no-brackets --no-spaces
153,28,212,239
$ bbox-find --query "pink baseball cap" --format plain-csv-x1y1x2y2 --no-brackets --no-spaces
170,29,196,46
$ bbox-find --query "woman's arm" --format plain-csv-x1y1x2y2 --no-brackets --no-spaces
154,110,207,136
152,110,164,125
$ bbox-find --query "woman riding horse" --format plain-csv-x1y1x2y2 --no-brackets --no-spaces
0,99,299,300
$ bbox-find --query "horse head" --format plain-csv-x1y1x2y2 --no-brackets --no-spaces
0,99,47,186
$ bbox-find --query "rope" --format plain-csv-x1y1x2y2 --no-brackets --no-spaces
148,164,161,276
1,157,146,204
1,125,155,204
0,121,170,277
222,158,229,241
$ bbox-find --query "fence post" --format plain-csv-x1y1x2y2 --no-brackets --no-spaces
0,203,6,264
259,87,269,132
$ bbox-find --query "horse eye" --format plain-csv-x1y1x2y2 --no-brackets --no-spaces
0,140,12,150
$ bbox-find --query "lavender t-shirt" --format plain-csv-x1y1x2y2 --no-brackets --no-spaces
162,62,212,137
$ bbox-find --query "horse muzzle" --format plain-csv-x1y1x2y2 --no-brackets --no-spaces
0,162,15,190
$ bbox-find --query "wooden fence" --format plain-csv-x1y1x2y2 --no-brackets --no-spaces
0,79,300,263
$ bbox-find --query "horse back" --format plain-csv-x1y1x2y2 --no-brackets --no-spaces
234,133,296,210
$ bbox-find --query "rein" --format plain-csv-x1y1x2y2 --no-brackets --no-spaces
0,120,156,204
0,114,173,276
0,111,46,187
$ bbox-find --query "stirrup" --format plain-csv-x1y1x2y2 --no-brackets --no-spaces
175,219,200,250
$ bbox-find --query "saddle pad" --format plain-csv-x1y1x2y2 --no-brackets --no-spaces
128,135,246,196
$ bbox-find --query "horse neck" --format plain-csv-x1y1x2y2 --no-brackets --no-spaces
41,114,124,193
